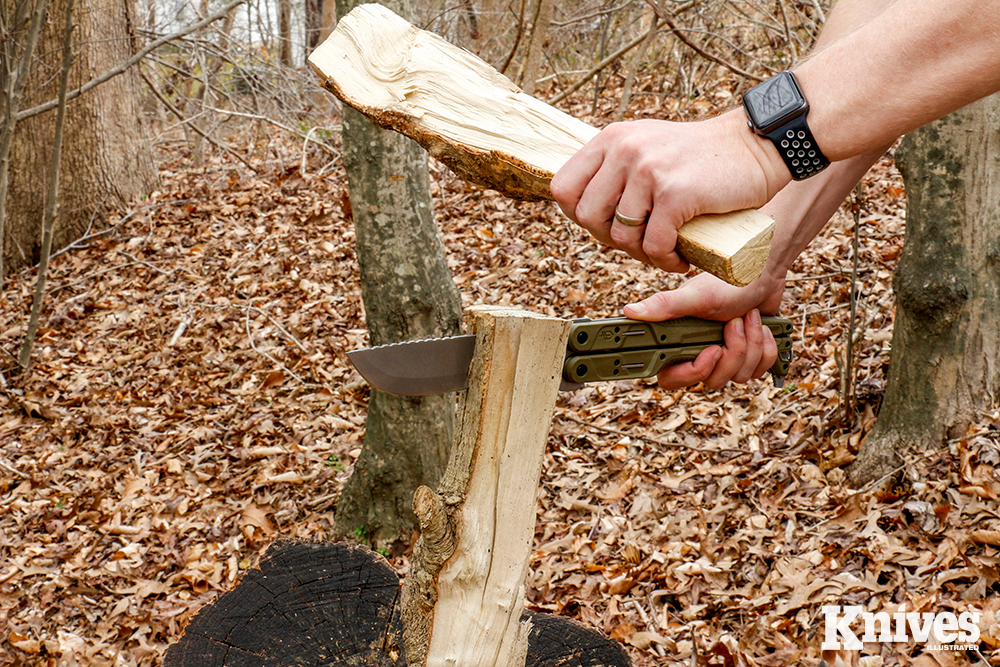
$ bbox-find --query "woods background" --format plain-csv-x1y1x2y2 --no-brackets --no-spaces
2,0,999,665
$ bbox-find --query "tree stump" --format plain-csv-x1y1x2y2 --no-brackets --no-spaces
164,540,629,667
163,540,405,666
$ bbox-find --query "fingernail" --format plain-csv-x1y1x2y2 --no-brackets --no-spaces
626,302,647,317
734,318,744,336
751,308,761,326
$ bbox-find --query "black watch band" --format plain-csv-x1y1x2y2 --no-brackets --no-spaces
764,113,829,180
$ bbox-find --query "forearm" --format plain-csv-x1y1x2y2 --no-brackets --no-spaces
756,0,899,280
796,0,1000,161
760,145,888,279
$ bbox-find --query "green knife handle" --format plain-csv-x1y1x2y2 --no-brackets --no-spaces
564,336,793,384
568,316,793,353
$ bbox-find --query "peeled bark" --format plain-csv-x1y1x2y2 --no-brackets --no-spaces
308,3,775,287
848,94,1000,485
332,0,463,550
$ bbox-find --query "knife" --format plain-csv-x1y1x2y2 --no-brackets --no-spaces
347,316,793,396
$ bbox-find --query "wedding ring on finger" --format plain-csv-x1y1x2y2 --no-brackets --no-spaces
613,209,648,227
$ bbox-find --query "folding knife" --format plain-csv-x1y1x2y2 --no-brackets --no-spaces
347,316,793,396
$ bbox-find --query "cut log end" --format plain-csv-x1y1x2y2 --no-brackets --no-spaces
675,210,775,286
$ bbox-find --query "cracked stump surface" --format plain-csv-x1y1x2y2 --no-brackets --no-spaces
165,540,629,667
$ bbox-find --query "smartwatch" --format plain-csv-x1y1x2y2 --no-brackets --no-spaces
742,71,829,180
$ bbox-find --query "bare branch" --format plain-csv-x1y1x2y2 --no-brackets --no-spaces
548,23,659,105
645,0,765,83
15,0,246,122
138,64,258,172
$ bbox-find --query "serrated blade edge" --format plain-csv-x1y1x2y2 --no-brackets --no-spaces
347,335,477,396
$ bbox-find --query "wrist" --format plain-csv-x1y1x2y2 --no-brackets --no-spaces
720,108,792,199
741,71,831,181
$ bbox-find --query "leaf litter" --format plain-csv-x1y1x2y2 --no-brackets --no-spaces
1,72,999,667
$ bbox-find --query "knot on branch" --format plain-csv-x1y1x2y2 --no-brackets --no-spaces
413,484,454,570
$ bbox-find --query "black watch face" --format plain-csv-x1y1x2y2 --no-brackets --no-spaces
744,72,808,134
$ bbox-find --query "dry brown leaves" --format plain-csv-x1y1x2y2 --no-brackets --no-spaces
2,71,999,667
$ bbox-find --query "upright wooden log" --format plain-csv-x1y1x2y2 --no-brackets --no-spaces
307,3,775,287
401,306,572,667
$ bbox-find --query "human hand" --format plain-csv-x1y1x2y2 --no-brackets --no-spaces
623,271,786,390
550,110,789,273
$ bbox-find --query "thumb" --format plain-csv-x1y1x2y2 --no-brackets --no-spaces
624,283,711,321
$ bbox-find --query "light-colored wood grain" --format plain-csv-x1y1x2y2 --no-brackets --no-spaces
675,209,775,287
309,3,774,287
400,306,570,667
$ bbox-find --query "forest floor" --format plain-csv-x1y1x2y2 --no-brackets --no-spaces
2,69,1000,667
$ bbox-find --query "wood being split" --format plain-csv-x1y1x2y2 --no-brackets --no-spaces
308,4,774,287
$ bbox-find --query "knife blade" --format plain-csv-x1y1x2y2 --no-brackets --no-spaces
347,317,793,396
347,334,476,396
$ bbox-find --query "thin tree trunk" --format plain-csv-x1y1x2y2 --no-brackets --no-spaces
18,0,74,372
333,0,462,550
278,0,292,67
305,0,324,57
848,93,1000,485
0,0,50,284
518,0,553,96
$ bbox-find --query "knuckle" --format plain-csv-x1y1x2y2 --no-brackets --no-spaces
574,201,604,228
609,224,637,248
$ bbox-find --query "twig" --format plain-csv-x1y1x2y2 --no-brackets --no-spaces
182,297,311,354
204,106,338,154
808,0,827,24
117,250,171,275
614,14,659,122
628,599,666,657
498,0,526,75
15,0,247,122
548,27,657,105
557,412,754,456
0,457,29,479
775,0,796,63
843,184,863,422
644,0,765,83
224,237,269,279
244,305,316,387
138,65,257,172
49,199,190,262
240,303,310,354
167,315,192,347
300,126,321,175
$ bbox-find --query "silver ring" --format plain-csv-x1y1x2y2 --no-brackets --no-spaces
613,209,648,227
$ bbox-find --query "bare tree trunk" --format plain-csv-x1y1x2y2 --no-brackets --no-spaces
333,0,462,551
320,0,336,42
18,0,74,372
278,0,293,67
2,0,157,277
517,0,553,95
305,0,324,56
848,93,1000,485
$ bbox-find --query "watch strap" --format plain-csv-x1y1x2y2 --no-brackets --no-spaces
764,113,830,180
